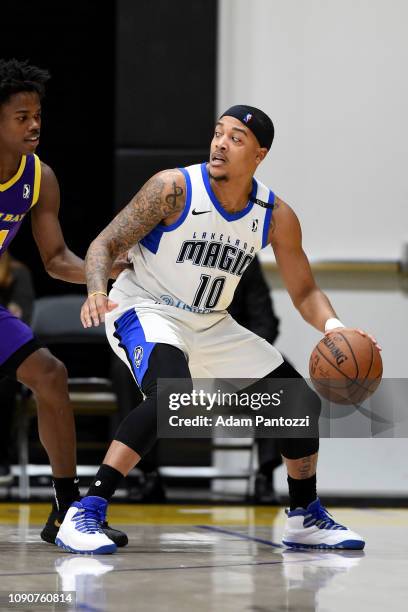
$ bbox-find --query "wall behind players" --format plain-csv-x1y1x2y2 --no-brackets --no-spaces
218,0,408,261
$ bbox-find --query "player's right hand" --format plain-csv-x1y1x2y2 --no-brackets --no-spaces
81,294,118,328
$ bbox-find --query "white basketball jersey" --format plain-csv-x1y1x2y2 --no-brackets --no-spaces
115,163,275,313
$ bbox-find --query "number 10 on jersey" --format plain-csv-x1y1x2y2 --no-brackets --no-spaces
193,274,226,310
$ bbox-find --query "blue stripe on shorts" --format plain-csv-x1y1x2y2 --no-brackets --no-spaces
113,308,156,386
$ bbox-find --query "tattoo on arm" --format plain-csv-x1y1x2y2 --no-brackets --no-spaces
85,171,185,293
165,181,184,208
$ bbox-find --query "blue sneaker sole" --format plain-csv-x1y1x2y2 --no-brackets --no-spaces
282,539,365,550
55,537,117,555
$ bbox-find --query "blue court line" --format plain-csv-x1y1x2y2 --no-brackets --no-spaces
196,524,283,548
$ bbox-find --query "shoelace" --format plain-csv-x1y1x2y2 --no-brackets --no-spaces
72,507,104,534
304,505,346,531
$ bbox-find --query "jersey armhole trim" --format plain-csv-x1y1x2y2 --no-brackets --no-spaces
262,190,275,248
30,155,41,208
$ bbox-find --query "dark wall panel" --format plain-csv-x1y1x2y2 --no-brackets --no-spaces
115,0,217,210
116,0,217,148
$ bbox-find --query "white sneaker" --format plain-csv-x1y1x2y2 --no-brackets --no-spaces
56,496,117,555
282,498,365,550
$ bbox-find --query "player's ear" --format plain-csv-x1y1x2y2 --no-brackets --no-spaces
255,148,268,165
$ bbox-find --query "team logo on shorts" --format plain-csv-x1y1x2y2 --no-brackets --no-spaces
160,294,174,306
134,346,144,368
23,184,31,199
252,219,258,232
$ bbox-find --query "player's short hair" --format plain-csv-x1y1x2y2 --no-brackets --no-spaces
0,58,50,107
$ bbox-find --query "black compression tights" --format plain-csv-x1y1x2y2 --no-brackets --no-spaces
114,344,191,456
259,360,321,460
114,345,320,460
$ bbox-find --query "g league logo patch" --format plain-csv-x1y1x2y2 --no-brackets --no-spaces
252,219,258,232
23,184,31,199
134,345,144,368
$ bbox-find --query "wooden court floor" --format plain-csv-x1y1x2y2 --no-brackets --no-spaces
0,503,407,611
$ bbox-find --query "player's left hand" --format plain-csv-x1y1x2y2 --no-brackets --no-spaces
110,252,132,279
325,327,382,351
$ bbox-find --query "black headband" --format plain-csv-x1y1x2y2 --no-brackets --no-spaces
220,104,274,149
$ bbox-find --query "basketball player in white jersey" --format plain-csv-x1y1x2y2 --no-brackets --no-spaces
56,105,378,554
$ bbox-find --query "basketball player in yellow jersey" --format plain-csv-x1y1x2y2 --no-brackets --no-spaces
0,58,127,546
57,104,379,554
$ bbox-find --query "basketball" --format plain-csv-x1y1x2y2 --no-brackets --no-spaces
309,329,383,404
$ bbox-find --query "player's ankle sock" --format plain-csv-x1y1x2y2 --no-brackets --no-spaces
52,476,80,512
287,473,317,510
87,464,123,502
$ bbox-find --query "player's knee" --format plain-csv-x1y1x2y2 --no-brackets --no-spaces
262,363,322,418
27,352,68,394
279,437,320,460
266,371,321,460
304,384,322,418
40,354,67,385
142,344,192,399
115,344,192,457
143,375,192,398
115,398,157,457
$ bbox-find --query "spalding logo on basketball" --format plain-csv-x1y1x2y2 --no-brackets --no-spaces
309,329,383,405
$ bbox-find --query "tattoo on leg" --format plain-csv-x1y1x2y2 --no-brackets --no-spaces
298,456,313,479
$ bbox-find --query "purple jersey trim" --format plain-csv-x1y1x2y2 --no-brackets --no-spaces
0,154,37,253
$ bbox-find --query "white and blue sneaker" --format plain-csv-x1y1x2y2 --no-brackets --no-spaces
282,498,365,550
56,496,117,555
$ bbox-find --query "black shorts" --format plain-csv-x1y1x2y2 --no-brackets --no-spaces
0,338,43,379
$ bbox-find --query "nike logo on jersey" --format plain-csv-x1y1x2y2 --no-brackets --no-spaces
192,209,211,215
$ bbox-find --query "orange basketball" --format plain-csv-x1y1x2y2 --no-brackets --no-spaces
309,329,383,405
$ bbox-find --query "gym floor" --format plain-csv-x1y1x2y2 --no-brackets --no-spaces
0,503,407,611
